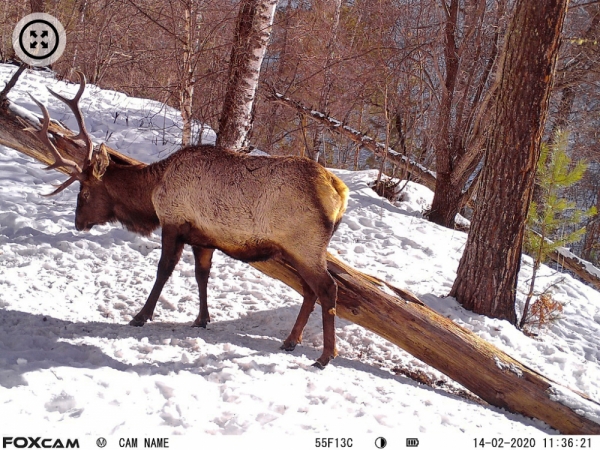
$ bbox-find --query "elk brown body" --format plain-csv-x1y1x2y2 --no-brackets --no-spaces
28,73,349,368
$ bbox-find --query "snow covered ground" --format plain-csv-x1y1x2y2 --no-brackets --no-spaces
1,65,599,447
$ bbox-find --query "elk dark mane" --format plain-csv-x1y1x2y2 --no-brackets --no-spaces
101,163,164,236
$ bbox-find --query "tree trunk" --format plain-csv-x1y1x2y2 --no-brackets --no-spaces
428,0,501,229
450,0,568,324
582,190,600,263
216,0,278,151
552,86,575,136
429,0,461,228
1,94,599,434
309,0,342,164
30,0,44,13
427,172,463,227
180,2,196,147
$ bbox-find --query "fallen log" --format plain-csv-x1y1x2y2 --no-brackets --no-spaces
523,230,600,292
1,75,599,434
550,246,600,292
268,92,438,192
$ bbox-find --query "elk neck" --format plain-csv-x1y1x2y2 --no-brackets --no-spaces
101,159,170,236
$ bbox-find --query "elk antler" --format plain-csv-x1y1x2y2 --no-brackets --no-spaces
25,94,83,196
47,71,94,166
25,71,94,196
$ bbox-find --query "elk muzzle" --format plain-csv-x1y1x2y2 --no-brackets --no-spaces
75,217,92,232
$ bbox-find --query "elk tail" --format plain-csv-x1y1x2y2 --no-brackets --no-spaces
329,173,349,234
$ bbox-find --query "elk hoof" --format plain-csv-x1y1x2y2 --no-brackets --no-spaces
313,352,335,369
129,317,146,327
192,319,209,328
280,341,297,352
312,361,326,370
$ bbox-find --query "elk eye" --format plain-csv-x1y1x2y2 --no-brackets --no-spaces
81,190,90,201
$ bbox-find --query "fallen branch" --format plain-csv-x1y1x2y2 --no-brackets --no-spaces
1,77,599,434
0,96,140,174
268,92,438,192
0,64,26,105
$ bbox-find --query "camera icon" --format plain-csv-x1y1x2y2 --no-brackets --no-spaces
12,13,66,66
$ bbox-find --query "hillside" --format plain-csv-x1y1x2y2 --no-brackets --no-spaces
1,65,599,445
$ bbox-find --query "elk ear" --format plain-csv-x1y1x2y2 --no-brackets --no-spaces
92,143,111,180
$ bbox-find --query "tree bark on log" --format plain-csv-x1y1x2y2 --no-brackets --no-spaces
1,98,599,434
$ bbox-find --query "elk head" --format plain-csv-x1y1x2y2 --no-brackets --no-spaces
71,143,112,232
26,71,113,231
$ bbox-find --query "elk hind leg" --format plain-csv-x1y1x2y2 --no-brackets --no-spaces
130,226,184,326
312,271,338,369
191,246,214,328
284,258,338,369
281,278,317,351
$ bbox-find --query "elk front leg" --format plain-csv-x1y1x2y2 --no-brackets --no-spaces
191,246,214,328
130,226,184,326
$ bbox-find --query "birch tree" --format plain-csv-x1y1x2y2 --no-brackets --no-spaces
216,0,278,150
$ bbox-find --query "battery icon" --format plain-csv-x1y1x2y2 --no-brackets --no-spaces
406,438,419,447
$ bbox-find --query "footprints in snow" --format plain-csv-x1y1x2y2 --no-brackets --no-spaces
341,217,432,260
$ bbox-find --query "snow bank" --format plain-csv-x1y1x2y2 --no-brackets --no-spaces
1,65,600,443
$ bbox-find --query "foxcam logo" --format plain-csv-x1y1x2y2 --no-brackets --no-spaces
2,437,79,449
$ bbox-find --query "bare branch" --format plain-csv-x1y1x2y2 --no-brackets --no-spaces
0,65,27,105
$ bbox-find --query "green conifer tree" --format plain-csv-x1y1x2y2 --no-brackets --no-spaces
521,131,597,329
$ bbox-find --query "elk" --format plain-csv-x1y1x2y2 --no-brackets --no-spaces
26,72,348,368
